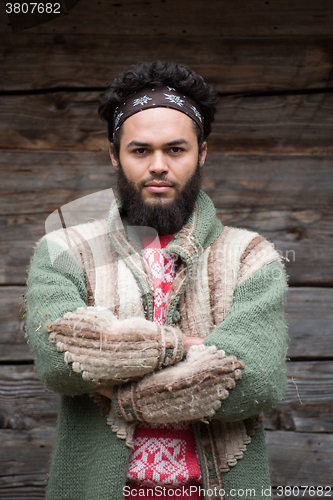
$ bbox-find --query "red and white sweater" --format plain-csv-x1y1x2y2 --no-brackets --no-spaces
126,234,202,487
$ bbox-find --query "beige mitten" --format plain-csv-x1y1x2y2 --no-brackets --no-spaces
46,306,183,383
113,344,245,423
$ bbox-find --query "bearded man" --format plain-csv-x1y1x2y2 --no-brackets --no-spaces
26,61,287,500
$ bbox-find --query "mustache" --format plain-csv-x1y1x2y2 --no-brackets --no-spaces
137,174,180,190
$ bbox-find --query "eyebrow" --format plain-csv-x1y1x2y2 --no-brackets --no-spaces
126,139,190,149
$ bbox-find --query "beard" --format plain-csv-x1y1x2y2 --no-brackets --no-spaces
116,161,202,236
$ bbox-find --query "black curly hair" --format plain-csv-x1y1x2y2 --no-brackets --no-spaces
98,60,218,156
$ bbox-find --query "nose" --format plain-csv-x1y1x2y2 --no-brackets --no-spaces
148,151,169,176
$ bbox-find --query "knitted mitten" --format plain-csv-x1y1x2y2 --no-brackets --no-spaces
113,344,245,423
46,306,183,383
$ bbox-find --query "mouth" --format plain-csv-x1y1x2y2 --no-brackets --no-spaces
144,181,174,193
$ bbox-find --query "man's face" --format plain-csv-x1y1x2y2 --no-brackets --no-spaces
109,107,207,235
109,107,207,205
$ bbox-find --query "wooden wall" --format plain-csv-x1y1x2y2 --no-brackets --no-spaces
1,0,332,498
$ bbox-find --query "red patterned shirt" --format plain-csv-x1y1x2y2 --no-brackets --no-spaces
126,234,202,486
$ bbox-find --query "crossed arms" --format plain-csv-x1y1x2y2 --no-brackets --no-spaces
25,236,287,426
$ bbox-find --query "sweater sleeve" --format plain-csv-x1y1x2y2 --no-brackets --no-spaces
25,237,183,397
204,258,288,421
112,258,287,424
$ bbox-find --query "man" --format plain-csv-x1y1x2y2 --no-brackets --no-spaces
26,61,287,500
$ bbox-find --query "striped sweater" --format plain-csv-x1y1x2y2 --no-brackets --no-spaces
25,190,288,500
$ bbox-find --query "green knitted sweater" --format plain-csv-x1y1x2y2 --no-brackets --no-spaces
25,190,288,500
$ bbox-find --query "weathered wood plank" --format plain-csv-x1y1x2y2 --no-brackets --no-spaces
0,428,331,499
267,431,333,486
1,92,333,154
0,150,115,215
0,360,332,432
2,209,332,285
1,149,332,283
2,34,333,93
1,151,333,215
265,361,333,433
266,402,333,435
217,208,333,286
285,362,333,405
286,289,333,360
0,287,30,362
0,0,9,34
0,427,54,499
203,154,333,210
2,287,333,363
211,93,333,154
6,0,333,36
0,213,45,285
0,366,59,429
0,91,106,152
0,286,324,361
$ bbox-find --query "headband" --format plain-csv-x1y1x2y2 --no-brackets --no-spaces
113,86,204,136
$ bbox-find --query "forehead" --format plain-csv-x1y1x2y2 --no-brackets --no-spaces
120,107,197,144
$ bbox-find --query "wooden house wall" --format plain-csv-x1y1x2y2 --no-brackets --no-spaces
0,0,332,497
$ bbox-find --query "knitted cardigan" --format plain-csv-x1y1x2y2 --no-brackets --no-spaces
25,190,288,500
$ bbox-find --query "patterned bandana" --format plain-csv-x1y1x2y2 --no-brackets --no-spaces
113,86,204,135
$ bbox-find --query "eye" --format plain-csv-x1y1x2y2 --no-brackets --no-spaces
169,147,183,154
134,148,147,154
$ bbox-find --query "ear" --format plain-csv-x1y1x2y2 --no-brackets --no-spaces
199,141,207,167
109,144,119,171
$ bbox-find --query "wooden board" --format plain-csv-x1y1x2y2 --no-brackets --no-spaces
265,361,333,433
217,209,333,286
2,34,333,93
0,360,332,432
0,366,59,430
2,0,332,36
266,431,333,486
285,288,333,360
0,150,115,215
2,209,332,285
1,151,333,215
1,92,333,154
0,426,54,500
203,153,333,210
2,287,333,363
0,427,331,499
0,287,30,362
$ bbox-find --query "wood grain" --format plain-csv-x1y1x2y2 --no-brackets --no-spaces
285,288,333,360
1,151,333,215
203,153,333,210
0,427,331,499
0,150,115,215
265,361,333,433
217,208,333,286
267,431,333,486
0,426,54,500
0,362,332,431
0,366,59,430
0,287,30,362
1,34,333,93
6,0,333,36
2,209,332,285
2,150,333,286
2,287,333,362
1,92,333,153
2,287,333,361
